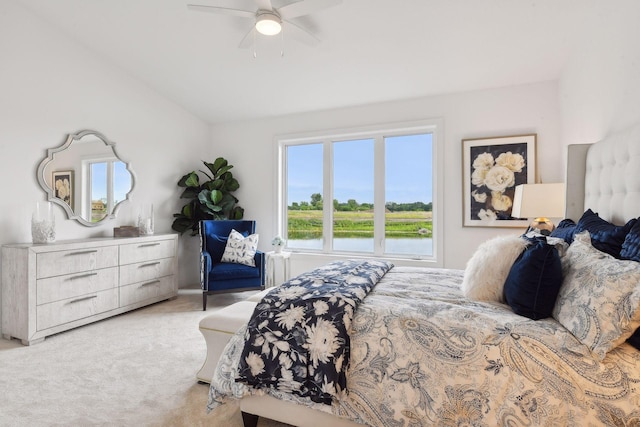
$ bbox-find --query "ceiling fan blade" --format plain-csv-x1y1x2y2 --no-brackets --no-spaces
238,27,256,49
283,19,320,46
187,4,256,19
255,0,273,11
278,0,342,20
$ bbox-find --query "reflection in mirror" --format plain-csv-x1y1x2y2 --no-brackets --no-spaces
37,130,135,227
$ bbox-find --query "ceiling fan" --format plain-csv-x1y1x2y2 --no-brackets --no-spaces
187,0,342,48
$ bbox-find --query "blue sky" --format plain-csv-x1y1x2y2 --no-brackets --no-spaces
287,133,432,205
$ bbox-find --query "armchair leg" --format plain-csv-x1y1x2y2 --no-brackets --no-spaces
203,292,207,311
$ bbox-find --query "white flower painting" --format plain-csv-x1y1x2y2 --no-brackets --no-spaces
52,170,74,208
463,135,536,227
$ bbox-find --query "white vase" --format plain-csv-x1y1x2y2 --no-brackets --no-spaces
274,245,283,253
32,201,55,244
138,204,155,235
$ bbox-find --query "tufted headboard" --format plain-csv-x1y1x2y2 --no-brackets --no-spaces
565,123,640,224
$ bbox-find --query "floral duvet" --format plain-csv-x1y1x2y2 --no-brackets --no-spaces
209,266,640,426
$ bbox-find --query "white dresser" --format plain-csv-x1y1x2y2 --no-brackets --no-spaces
1,234,178,345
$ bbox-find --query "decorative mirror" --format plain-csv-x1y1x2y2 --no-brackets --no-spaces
37,130,135,227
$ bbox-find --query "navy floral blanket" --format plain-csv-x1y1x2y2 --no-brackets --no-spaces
235,259,393,404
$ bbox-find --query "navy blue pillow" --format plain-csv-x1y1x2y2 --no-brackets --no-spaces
574,209,636,258
503,237,563,320
620,219,640,262
550,218,577,244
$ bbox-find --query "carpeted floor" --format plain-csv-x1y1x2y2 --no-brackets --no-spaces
0,289,290,427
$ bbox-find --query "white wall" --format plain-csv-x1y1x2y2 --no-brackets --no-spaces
560,0,640,147
210,80,562,275
0,0,212,318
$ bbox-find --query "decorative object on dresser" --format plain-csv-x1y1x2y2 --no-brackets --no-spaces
462,134,536,227
113,226,140,238
31,201,56,244
171,158,244,236
138,204,155,235
1,234,178,345
36,130,135,227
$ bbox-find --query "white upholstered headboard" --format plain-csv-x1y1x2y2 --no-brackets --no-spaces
566,123,640,224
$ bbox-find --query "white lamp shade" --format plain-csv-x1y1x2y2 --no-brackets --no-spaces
511,183,566,219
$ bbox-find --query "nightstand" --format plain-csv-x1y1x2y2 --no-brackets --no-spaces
265,251,291,288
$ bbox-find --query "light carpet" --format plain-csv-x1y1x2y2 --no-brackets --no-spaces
0,289,291,427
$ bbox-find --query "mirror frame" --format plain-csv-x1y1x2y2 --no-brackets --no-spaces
36,130,136,227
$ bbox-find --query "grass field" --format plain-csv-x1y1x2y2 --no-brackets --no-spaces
287,210,433,239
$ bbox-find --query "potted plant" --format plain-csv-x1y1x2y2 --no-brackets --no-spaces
171,158,244,235
271,236,285,253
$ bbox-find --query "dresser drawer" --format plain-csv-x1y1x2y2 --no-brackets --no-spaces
37,288,119,331
37,266,118,305
119,239,175,265
119,275,176,307
119,258,175,286
36,246,118,279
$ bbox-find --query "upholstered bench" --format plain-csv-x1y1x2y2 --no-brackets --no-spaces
196,289,363,427
196,289,270,383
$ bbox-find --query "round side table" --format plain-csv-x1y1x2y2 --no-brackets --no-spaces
265,251,292,288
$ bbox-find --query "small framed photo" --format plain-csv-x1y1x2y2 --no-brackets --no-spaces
52,170,74,208
462,134,536,227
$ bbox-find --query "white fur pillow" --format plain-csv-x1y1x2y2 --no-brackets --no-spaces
461,235,529,302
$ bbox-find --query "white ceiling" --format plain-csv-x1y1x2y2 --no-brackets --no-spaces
18,0,606,124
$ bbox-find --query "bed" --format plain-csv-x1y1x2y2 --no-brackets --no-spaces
203,123,640,426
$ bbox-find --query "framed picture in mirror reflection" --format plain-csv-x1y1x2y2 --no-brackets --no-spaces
52,170,73,208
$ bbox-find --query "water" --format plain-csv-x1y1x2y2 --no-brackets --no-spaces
287,237,433,256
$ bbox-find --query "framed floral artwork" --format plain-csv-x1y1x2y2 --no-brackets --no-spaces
462,134,536,227
52,170,74,208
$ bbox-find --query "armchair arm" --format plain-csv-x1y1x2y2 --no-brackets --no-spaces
201,251,213,291
254,250,265,287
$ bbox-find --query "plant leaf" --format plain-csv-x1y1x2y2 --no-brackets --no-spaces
203,158,229,177
210,189,223,204
171,217,192,233
177,171,199,188
180,187,200,199
204,179,224,191
231,206,244,219
181,203,194,218
225,177,240,192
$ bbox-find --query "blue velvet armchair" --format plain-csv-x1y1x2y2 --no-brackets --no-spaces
199,220,265,310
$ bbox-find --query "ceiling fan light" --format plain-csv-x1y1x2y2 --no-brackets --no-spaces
255,12,282,36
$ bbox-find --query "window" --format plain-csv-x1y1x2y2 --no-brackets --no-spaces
83,159,131,222
279,120,442,261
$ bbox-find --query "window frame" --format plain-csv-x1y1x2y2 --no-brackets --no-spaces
276,119,444,265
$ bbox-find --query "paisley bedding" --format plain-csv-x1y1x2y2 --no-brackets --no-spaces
208,266,640,426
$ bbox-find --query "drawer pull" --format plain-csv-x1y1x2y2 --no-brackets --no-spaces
67,295,98,304
139,243,161,248
140,280,161,288
69,272,98,281
66,250,98,256
139,261,161,268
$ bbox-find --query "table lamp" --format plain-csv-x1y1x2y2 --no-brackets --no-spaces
511,183,566,235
